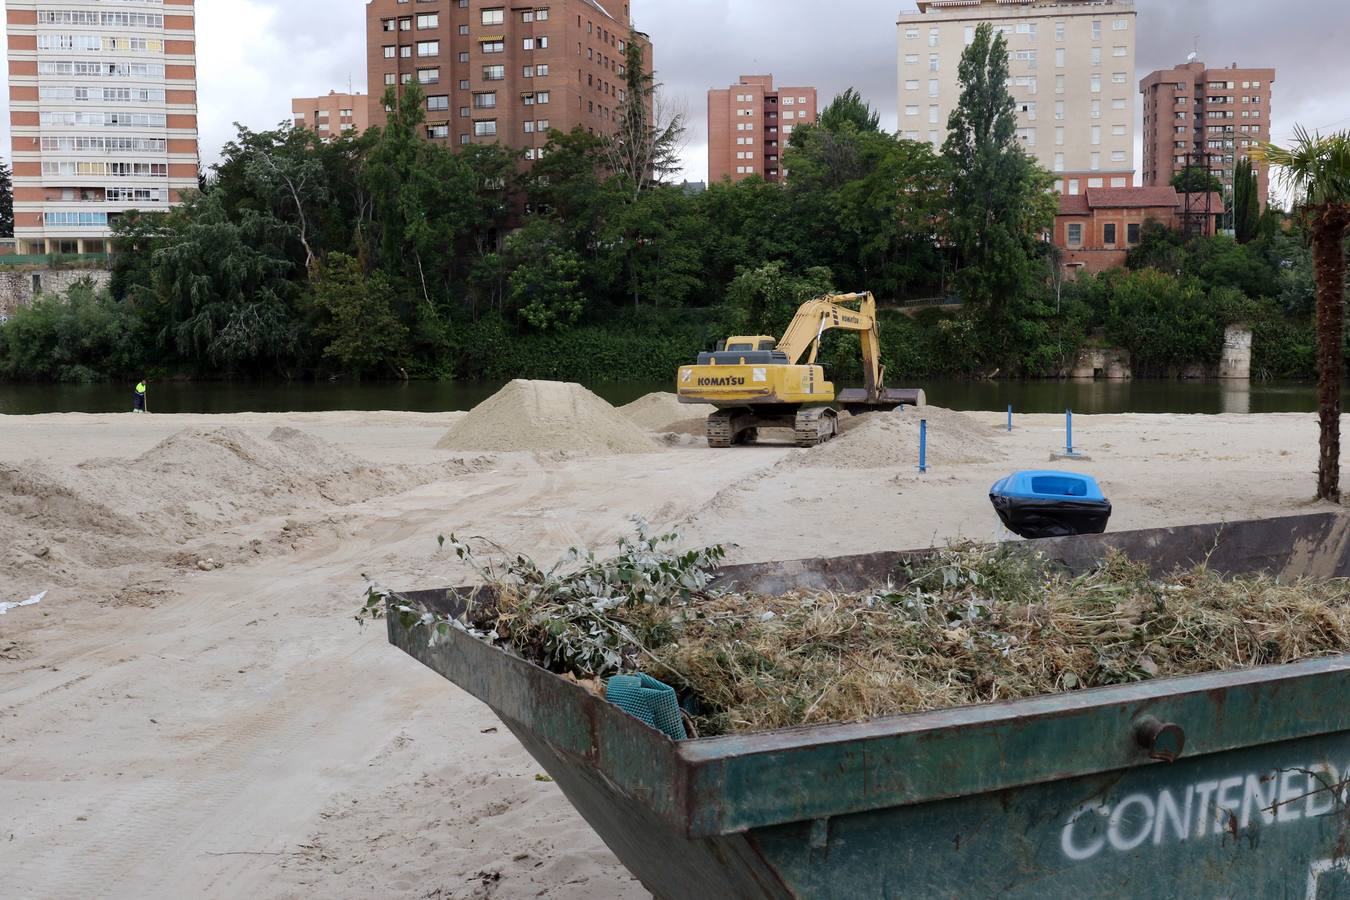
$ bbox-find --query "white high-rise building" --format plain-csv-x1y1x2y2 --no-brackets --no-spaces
5,0,200,255
898,0,1137,194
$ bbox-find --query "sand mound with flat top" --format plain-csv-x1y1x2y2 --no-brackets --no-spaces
436,380,657,455
619,392,715,433
784,405,1002,470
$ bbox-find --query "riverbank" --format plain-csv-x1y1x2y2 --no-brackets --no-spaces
0,406,1339,898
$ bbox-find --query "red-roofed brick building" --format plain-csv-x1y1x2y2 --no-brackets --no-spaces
1054,186,1223,275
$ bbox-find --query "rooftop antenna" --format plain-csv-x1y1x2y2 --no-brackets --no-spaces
1186,36,1199,64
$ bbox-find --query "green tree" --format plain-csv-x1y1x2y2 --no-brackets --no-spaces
603,36,683,199
1233,157,1261,244
941,22,1057,364
0,282,144,380
311,253,408,377
1171,169,1225,195
816,88,881,134
1258,128,1350,501
505,220,588,330
724,262,834,337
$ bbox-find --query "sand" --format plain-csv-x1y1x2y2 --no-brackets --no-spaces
1,406,1346,898
619,391,715,433
785,405,1002,470
437,380,658,455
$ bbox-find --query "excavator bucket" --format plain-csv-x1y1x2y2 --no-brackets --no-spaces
836,388,926,414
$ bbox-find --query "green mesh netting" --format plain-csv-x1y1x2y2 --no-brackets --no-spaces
605,673,687,740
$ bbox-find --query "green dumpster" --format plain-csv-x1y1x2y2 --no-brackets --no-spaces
388,513,1350,898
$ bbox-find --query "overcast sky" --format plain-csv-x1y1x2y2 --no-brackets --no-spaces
4,0,1349,188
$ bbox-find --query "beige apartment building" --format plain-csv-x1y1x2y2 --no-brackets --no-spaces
365,0,650,158
707,75,817,184
1141,60,1275,206
898,0,1137,193
5,0,199,255
292,91,370,138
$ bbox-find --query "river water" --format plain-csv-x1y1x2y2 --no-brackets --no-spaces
0,379,1327,416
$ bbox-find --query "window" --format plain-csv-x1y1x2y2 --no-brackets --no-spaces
1127,223,1141,244
1054,152,1065,173
459,24,469,35
904,79,919,91
1112,98,1127,110
1020,101,1036,120
1088,177,1104,188
383,45,395,58
482,65,504,80
1055,126,1064,145
1017,127,1036,147
1112,124,1126,136
1091,47,1101,66
929,79,939,98
536,64,549,76
964,25,975,44
1113,18,1128,30
1055,22,1065,41
1090,151,1101,171
1113,45,1127,57
904,54,919,65
417,68,439,84
928,27,939,47
481,8,503,25
481,40,504,53
474,119,497,136
417,41,439,56
427,95,449,111
905,27,919,39
536,91,550,104
427,124,449,139
905,105,919,117
1091,99,1101,119
1055,75,1065,94
1091,20,1102,40
1054,101,1065,120
929,55,939,72
385,73,396,86
1111,150,1126,162
1112,72,1126,84
1112,177,1128,188
473,91,496,108
401,45,412,58
1091,73,1102,93
1068,179,1080,195
523,65,535,78
1091,125,1101,145
416,13,438,28
1104,223,1117,245
928,105,939,124
1055,48,1065,67
1067,223,1083,246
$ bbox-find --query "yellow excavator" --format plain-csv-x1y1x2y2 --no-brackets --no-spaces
676,292,926,448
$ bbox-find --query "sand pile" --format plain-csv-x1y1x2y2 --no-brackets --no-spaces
785,406,1001,470
619,392,714,433
0,426,442,598
436,380,657,455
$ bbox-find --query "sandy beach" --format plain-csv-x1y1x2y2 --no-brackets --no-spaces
0,391,1338,899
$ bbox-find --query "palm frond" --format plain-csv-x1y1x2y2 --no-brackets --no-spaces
1255,125,1350,208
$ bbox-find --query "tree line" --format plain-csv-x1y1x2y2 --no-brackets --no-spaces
0,25,1333,387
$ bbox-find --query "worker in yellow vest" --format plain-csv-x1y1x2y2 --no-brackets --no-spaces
133,379,148,414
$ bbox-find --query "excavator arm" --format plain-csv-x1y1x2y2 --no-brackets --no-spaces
775,292,886,403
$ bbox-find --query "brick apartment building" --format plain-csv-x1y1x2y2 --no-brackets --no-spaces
5,0,200,255
898,0,1137,189
292,90,370,138
707,75,817,184
1055,185,1223,275
1141,59,1275,206
365,0,650,158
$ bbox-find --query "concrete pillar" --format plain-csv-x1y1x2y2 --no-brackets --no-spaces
1219,325,1253,380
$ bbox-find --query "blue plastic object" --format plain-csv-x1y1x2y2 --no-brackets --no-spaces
991,470,1106,502
605,673,687,740
990,470,1111,539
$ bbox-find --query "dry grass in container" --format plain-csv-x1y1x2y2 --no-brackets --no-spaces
361,526,1350,738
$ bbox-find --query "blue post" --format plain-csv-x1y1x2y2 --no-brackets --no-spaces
1066,409,1074,456
919,419,928,473
1008,404,1013,433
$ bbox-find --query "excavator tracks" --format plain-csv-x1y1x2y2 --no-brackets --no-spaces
706,411,737,448
794,409,839,448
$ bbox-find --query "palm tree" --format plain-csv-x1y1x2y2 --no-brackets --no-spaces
1256,128,1350,501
